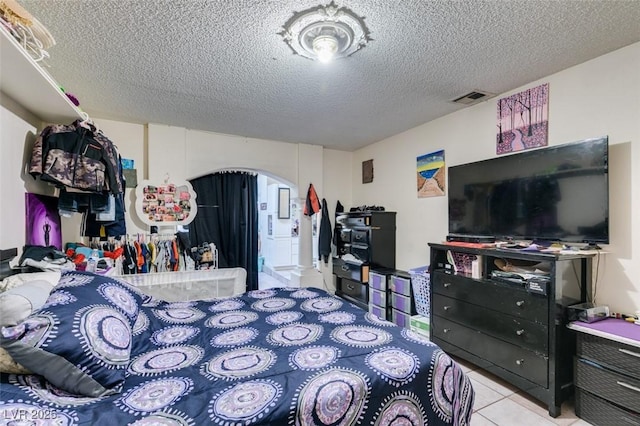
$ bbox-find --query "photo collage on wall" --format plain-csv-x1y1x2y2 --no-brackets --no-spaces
136,180,198,226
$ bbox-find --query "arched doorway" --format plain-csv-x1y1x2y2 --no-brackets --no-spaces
188,168,304,290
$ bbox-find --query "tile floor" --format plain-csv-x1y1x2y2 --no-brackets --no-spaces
258,271,291,289
258,272,593,426
447,355,592,425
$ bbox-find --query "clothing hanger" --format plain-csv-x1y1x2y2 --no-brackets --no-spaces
77,112,99,133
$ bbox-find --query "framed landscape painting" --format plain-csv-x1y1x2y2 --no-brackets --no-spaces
417,150,446,198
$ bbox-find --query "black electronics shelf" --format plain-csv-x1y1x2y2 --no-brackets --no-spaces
428,242,596,417
333,211,396,310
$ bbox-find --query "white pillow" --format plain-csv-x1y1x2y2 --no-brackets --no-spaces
0,271,61,293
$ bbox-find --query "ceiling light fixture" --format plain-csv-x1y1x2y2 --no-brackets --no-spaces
280,2,371,63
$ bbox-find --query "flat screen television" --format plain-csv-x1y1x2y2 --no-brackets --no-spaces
447,136,609,244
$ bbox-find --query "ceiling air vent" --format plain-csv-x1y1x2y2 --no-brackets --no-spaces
451,90,495,105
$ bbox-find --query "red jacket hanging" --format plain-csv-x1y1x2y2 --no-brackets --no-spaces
304,183,320,216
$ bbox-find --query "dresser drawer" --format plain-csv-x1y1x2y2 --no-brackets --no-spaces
433,294,548,352
433,315,548,387
391,291,413,314
390,275,411,296
577,333,640,380
576,389,640,426
337,214,370,227
369,288,387,307
576,358,640,413
369,271,387,291
338,228,352,243
337,278,366,300
334,259,369,283
392,308,410,328
351,229,369,245
432,271,548,324
350,244,370,262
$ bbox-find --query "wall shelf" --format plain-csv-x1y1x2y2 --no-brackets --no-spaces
1,25,83,123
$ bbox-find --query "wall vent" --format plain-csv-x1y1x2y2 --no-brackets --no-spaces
451,90,495,105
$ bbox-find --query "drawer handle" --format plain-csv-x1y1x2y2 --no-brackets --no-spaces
443,328,450,334
619,348,640,359
516,329,525,336
355,234,362,240
443,306,451,311
443,283,452,288
515,300,525,307
347,284,355,291
617,381,640,394
341,265,349,271
515,359,524,366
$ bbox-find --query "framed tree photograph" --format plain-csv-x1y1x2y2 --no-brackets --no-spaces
497,83,549,154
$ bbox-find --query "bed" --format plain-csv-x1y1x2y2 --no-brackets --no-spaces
0,270,474,425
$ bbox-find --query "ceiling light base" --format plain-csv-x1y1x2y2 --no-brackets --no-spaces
280,2,370,62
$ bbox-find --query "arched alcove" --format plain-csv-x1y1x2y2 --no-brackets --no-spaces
189,167,314,288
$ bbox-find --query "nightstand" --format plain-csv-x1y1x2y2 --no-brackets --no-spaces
568,319,640,426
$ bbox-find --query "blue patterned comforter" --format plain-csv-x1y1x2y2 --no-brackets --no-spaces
0,287,474,425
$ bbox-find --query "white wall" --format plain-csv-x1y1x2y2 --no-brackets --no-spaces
351,42,640,314
0,97,40,252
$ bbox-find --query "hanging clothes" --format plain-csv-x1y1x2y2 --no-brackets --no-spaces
29,119,128,239
333,200,345,246
319,198,332,264
80,192,126,238
304,183,320,216
29,120,123,194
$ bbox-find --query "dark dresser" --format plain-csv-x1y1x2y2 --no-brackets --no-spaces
333,211,396,310
569,319,640,426
429,242,595,417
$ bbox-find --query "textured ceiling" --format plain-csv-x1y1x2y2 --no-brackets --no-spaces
20,0,640,151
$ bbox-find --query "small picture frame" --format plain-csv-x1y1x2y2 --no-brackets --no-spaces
362,159,373,183
278,187,290,219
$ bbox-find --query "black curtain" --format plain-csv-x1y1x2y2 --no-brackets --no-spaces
189,172,258,291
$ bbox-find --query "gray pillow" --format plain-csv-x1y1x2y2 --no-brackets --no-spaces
0,279,54,326
0,279,54,374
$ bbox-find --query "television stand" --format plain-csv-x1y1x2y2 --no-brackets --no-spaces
428,243,594,417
